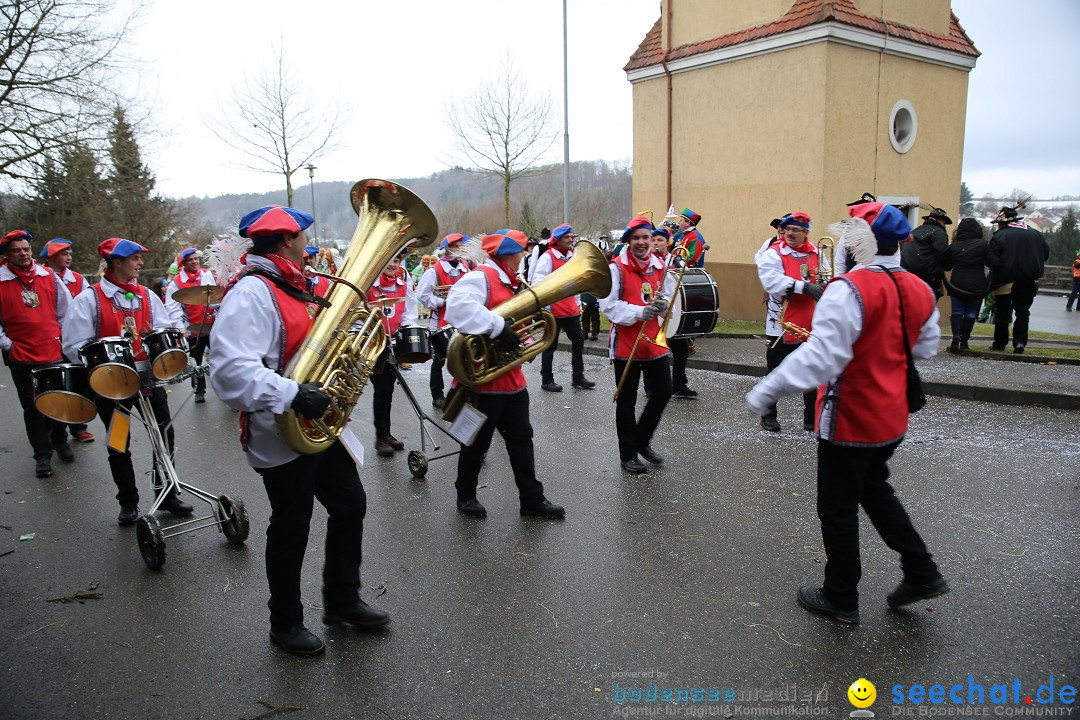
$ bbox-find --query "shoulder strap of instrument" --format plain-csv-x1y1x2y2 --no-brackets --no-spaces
239,267,331,309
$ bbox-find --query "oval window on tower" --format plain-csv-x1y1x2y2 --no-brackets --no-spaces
889,100,917,154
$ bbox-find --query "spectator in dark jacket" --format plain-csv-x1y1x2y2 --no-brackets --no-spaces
942,218,992,351
988,205,1049,353
901,207,951,298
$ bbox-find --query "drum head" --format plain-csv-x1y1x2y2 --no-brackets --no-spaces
88,364,141,400
152,349,188,380
35,391,97,424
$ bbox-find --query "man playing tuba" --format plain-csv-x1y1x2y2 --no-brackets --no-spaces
443,230,565,521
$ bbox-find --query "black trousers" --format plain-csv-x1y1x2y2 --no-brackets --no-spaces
429,355,446,398
188,333,210,393
255,441,366,628
8,361,65,460
581,302,601,336
993,279,1037,350
613,356,672,460
669,338,690,389
95,386,174,507
816,439,940,612
765,338,816,422
540,315,585,381
455,389,545,504
370,365,397,438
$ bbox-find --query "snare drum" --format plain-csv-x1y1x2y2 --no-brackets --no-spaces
80,336,140,400
668,268,719,338
429,327,454,361
393,326,432,364
32,364,97,423
144,327,189,380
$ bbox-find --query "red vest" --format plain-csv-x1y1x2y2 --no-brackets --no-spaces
543,248,579,318
466,265,526,394
0,269,63,363
434,262,463,329
309,275,330,298
62,270,86,297
174,270,215,330
770,240,820,343
610,255,667,361
367,273,408,335
815,267,935,446
94,284,154,361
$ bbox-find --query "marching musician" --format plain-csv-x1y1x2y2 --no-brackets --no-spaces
0,230,73,478
40,237,95,444
303,246,330,298
62,238,192,524
416,233,470,409
531,224,596,393
673,208,707,268
164,248,217,403
211,205,388,657
368,249,418,458
651,227,696,399
598,216,676,475
746,202,947,624
755,212,828,433
443,230,565,520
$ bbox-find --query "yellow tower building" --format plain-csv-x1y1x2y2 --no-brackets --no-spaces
624,0,979,320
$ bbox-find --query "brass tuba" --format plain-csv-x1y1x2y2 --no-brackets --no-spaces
445,241,611,388
277,179,438,454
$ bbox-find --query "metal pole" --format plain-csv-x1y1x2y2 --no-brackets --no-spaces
562,0,570,224
306,164,318,243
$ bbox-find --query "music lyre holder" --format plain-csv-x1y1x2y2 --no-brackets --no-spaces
387,362,460,479
128,362,248,570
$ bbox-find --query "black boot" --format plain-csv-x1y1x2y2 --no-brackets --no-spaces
960,317,975,350
949,314,962,352
571,372,595,389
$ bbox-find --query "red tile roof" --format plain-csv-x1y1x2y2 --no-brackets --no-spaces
625,0,979,72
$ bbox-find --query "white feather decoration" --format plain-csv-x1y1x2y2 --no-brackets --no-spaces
829,218,877,267
202,237,252,284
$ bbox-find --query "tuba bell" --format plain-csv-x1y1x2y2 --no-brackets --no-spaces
445,241,612,388
276,179,438,454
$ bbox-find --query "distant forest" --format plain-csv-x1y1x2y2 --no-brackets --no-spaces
187,160,633,245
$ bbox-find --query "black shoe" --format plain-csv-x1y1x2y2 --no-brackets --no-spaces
796,586,859,624
520,498,565,519
269,625,326,656
887,576,950,609
53,441,75,463
949,337,960,352
760,416,781,432
589,334,598,341
803,419,815,432
637,445,664,465
620,457,648,474
194,391,206,404
375,436,395,457
158,492,194,516
672,386,698,398
386,435,405,451
432,395,446,409
35,457,53,478
323,600,391,629
571,373,596,389
991,344,1006,352
117,505,140,526
456,498,487,518
1014,345,1025,354
541,380,563,392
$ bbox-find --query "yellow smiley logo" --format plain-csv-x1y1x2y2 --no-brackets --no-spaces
848,678,876,708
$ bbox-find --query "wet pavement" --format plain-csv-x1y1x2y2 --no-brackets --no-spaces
1,351,1078,719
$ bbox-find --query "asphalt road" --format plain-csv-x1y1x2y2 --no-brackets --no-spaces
1,352,1077,719
1025,293,1080,336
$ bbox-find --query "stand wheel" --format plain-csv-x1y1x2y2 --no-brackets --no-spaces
136,515,166,570
407,450,428,478
218,494,249,545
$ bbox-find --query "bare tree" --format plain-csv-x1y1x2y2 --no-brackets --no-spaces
445,56,559,227
0,0,141,183
208,45,346,206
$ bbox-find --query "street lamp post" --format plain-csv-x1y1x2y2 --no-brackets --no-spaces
305,164,318,243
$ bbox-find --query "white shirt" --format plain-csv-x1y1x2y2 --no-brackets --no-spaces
415,260,467,331
209,256,305,469
56,267,91,296
755,240,831,337
62,276,175,363
597,249,677,360
164,268,218,329
529,246,580,310
745,255,941,438
0,262,69,354
444,260,516,339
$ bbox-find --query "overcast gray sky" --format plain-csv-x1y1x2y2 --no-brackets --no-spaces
129,0,1078,201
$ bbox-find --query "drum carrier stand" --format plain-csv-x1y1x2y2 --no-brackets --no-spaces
387,363,461,479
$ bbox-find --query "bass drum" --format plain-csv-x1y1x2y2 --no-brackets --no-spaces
429,327,453,361
80,336,141,400
32,364,97,423
392,326,431,364
144,327,189,380
669,268,719,338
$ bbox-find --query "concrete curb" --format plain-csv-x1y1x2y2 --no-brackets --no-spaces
559,341,1080,411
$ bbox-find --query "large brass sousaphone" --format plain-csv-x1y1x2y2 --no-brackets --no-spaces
445,241,611,388
277,179,437,454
